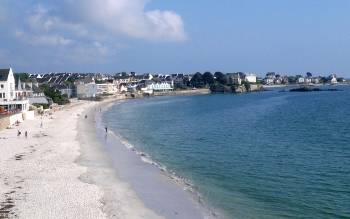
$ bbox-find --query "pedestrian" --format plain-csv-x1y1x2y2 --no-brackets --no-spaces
85,115,88,119
40,121,43,128
105,126,108,133
25,131,28,138
17,130,21,137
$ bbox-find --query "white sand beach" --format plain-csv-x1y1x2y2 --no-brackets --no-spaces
0,100,163,219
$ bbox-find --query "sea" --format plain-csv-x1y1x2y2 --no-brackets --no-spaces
102,86,350,219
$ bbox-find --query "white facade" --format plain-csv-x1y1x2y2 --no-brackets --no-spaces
146,81,173,92
76,83,97,99
305,77,312,84
330,74,338,84
0,68,30,114
245,74,257,83
96,83,118,95
265,78,275,85
297,77,305,84
114,78,131,84
120,84,128,92
0,68,15,101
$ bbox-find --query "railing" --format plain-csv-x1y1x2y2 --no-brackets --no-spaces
0,97,28,102
0,108,21,116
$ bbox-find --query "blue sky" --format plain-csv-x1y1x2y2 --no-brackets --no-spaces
1,0,350,77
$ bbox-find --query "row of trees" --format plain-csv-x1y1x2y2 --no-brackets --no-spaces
187,72,231,88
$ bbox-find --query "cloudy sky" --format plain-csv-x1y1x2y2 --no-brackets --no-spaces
1,0,350,76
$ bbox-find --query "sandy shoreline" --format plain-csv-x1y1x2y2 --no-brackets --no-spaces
0,98,212,219
76,100,163,219
91,99,215,219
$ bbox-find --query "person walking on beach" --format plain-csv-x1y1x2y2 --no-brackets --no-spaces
105,126,108,133
25,131,28,138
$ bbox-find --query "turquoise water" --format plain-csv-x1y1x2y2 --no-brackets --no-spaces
103,87,350,219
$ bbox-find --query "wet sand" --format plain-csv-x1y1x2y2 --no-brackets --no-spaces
78,100,213,219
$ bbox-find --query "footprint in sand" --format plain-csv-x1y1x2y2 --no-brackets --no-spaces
14,154,25,161
0,196,16,218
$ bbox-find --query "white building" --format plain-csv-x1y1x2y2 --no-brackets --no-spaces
0,68,29,114
245,74,257,83
144,81,173,93
76,82,97,99
329,74,338,84
114,77,131,84
119,84,128,93
305,77,312,84
297,77,305,84
0,68,15,100
96,83,118,95
264,78,275,85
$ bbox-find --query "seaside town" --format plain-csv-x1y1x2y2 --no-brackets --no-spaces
2,0,350,218
0,67,348,130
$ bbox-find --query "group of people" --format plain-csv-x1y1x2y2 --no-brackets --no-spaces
17,118,44,138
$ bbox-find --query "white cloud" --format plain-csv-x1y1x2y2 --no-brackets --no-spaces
22,0,187,42
15,30,73,46
66,42,111,63
31,35,72,46
0,0,187,67
27,5,88,37
63,0,187,41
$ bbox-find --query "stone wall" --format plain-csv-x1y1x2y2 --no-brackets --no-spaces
23,111,35,120
9,113,24,125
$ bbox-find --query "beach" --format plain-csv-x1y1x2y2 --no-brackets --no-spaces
0,99,210,219
0,101,107,218
0,100,160,218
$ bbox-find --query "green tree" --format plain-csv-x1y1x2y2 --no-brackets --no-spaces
202,72,214,86
14,73,30,82
242,81,251,91
337,77,344,83
214,72,228,85
65,77,75,84
319,77,327,84
190,72,204,88
41,85,70,105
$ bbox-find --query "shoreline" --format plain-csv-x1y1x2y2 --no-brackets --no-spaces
76,99,164,219
80,97,217,219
